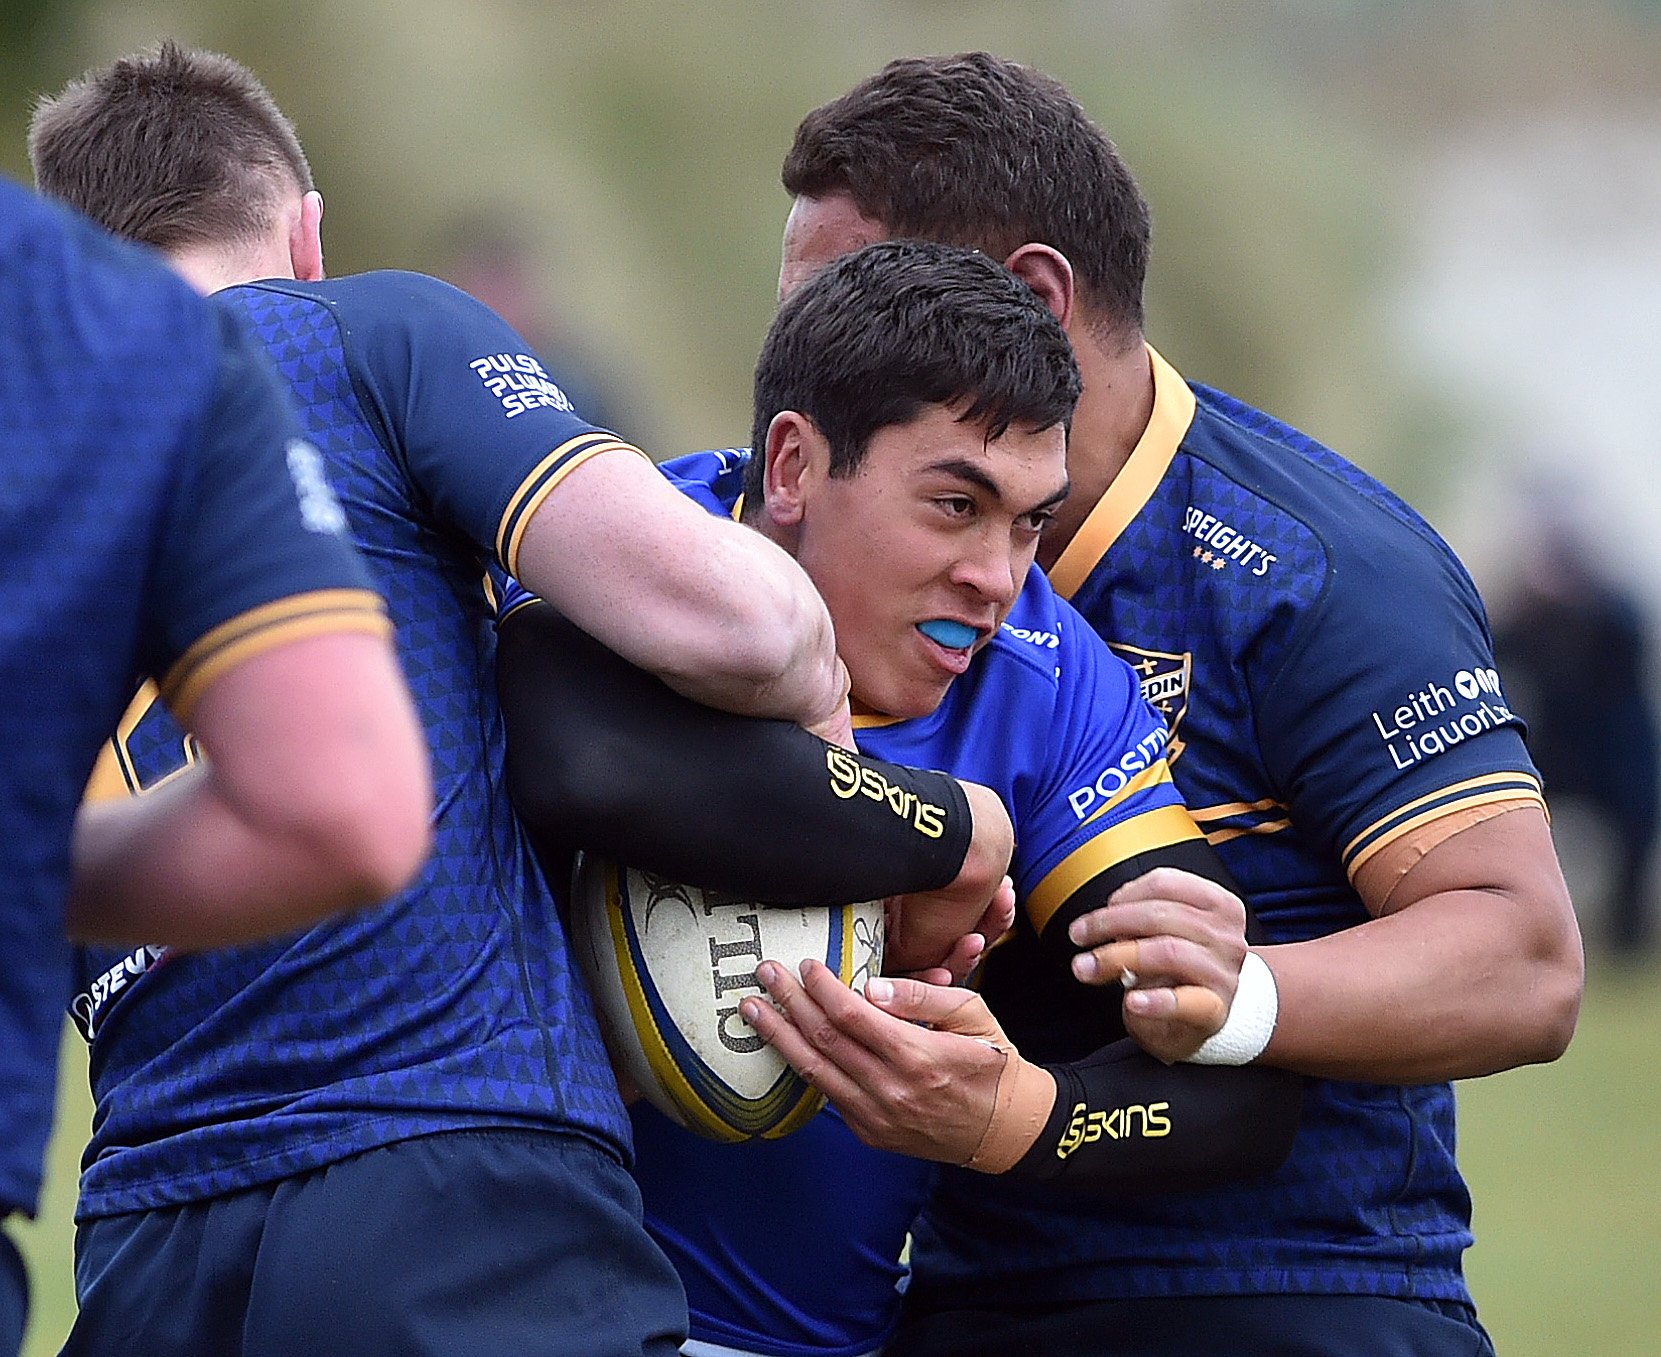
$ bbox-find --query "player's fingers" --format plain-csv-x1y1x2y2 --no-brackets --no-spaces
858,971,987,1029
929,931,986,986
1123,982,1229,1033
739,974,875,1102
1071,938,1142,986
1080,896,1248,948
1076,933,1242,989
1067,871,1246,948
974,878,1016,944
787,959,943,1074
1124,983,1233,1062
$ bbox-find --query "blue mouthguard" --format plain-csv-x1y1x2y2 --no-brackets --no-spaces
917,619,980,649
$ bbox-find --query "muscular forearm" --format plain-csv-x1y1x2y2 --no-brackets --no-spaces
1261,806,1582,1083
1260,889,1582,1082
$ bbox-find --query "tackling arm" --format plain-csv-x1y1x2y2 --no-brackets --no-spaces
1256,804,1583,1081
497,598,1010,923
1068,806,1583,1082
742,837,1304,1197
513,450,848,733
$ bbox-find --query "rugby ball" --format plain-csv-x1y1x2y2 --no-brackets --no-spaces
570,853,884,1142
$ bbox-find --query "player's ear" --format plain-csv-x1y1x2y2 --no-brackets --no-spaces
290,190,326,282
762,410,824,529
1004,243,1074,330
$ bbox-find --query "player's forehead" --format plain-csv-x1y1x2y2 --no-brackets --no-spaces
866,404,1067,501
778,194,893,301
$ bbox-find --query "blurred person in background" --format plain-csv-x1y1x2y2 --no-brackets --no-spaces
1494,499,1661,960
30,41,861,1357
635,52,1585,1357
0,176,432,1357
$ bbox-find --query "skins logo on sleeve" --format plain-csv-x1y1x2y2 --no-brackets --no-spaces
824,747,948,838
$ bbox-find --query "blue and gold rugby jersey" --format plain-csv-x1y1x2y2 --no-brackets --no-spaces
909,347,1545,1310
72,270,644,1219
624,448,1201,1357
0,180,380,1215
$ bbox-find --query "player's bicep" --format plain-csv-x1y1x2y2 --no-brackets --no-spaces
509,447,735,647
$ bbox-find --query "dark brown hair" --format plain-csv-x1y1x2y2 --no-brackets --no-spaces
783,52,1150,341
30,40,313,251
745,238,1081,506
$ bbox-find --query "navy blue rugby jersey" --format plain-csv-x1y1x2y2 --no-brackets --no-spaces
0,180,380,1215
622,449,1202,1357
909,347,1546,1309
72,270,645,1219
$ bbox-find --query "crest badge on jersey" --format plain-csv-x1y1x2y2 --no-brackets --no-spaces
1109,641,1192,762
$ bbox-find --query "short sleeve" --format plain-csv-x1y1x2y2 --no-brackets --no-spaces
342,273,649,574
1254,527,1543,880
144,310,388,720
1011,598,1201,935
659,448,751,519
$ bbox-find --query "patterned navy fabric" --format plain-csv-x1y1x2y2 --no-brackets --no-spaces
0,179,373,1215
74,271,641,1219
623,449,1204,1356
909,348,1543,1308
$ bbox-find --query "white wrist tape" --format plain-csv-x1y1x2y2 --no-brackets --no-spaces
1184,951,1278,1066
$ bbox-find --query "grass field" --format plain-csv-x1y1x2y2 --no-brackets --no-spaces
14,959,1659,1355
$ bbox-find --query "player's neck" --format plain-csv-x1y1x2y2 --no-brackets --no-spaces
1036,331,1154,571
167,237,296,296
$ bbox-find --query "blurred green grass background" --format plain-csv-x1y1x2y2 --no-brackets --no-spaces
17,959,1661,1355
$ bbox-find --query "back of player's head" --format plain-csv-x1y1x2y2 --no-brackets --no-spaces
746,239,1081,502
30,40,312,253
783,52,1150,341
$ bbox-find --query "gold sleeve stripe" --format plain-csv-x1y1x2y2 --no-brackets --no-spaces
84,740,136,804
1187,794,1287,821
1074,760,1178,830
1346,788,1545,878
496,435,647,575
494,431,632,561
1205,817,1294,847
1048,347,1196,600
1026,804,1204,935
495,591,537,623
160,589,392,722
83,682,161,803
1341,770,1545,869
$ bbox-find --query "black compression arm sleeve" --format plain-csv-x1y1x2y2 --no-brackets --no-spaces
496,599,972,904
981,832,1301,1194
1004,1041,1303,1196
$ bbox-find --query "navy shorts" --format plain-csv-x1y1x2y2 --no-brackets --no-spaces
890,1293,1496,1357
0,1224,25,1357
64,1129,687,1357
